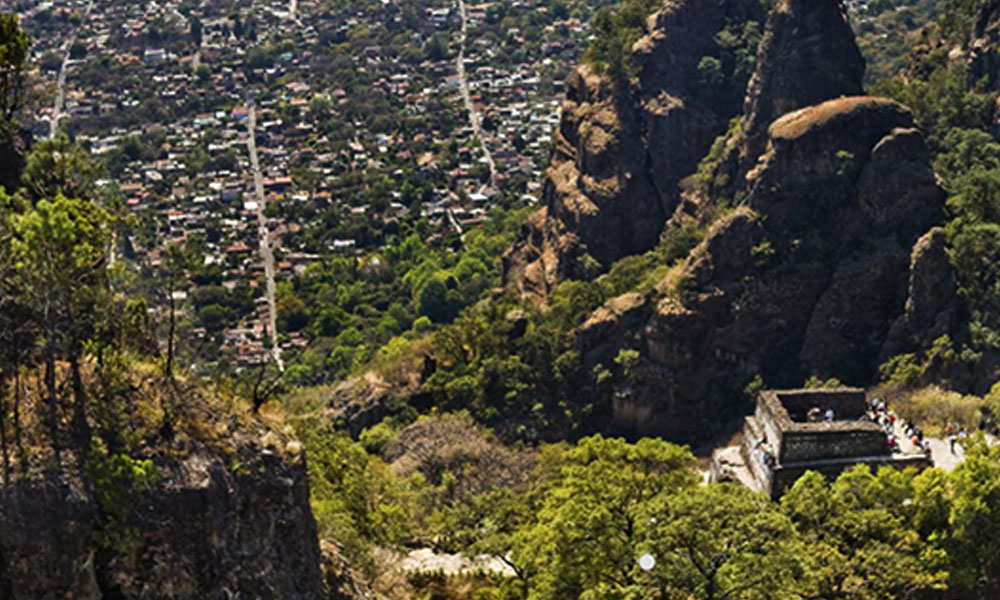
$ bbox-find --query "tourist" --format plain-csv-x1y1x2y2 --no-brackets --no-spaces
825,408,835,421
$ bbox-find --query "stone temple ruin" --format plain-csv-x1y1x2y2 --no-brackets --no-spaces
711,388,930,498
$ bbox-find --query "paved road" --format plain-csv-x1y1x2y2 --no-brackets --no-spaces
50,41,71,138
455,0,497,188
446,207,463,235
49,0,95,138
246,101,284,371
889,417,965,471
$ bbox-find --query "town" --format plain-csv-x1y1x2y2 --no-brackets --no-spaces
3,0,591,376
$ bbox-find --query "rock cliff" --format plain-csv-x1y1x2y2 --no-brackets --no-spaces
498,0,952,442
0,401,347,599
968,0,1000,134
503,0,768,299
969,0,1000,91
579,97,945,441
701,0,865,206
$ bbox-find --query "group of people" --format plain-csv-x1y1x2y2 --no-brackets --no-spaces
945,423,968,455
869,397,933,457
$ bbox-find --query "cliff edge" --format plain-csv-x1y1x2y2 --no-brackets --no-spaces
0,380,349,599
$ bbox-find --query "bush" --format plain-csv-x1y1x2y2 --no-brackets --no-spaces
880,353,923,387
891,385,982,436
359,419,400,456
581,0,660,88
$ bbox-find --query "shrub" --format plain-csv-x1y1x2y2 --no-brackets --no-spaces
880,353,923,387
892,385,981,436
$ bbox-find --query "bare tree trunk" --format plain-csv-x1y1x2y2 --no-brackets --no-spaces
45,346,59,463
69,352,90,452
14,361,23,475
166,273,176,378
1,374,9,486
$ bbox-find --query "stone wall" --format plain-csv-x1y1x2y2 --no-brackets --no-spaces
780,428,889,462
775,389,867,421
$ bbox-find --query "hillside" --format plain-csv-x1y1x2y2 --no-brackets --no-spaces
8,0,1000,599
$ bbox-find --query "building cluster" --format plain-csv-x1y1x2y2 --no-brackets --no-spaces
9,0,586,366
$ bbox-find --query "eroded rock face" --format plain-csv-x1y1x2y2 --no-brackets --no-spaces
504,0,870,299
0,437,339,599
579,98,945,441
740,0,864,166
969,0,1000,91
968,0,1000,134
883,227,958,361
682,0,865,219
503,0,768,299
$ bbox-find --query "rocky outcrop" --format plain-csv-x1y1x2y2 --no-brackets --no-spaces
0,420,342,599
678,0,865,220
503,0,768,299
883,227,958,360
968,0,1000,135
969,0,1000,91
740,0,864,167
504,0,871,299
579,97,945,442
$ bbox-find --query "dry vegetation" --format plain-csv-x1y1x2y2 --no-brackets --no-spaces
385,412,535,497
0,357,297,482
873,383,983,436
768,96,901,140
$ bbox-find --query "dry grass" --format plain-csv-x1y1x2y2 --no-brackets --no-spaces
0,357,294,482
769,97,899,140
884,385,982,437
385,413,535,497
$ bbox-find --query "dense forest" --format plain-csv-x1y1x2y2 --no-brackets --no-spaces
7,0,1000,599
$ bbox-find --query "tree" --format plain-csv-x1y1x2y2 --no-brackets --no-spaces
514,435,697,598
581,0,660,89
12,194,115,457
277,293,310,332
231,13,244,39
161,244,192,378
640,484,806,600
944,439,1000,593
0,12,29,127
190,15,203,47
69,41,87,60
0,188,35,482
417,276,450,323
426,33,449,61
19,135,103,204
0,12,29,191
781,467,949,599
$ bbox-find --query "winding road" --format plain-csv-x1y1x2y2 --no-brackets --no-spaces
455,0,496,187
246,100,284,372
